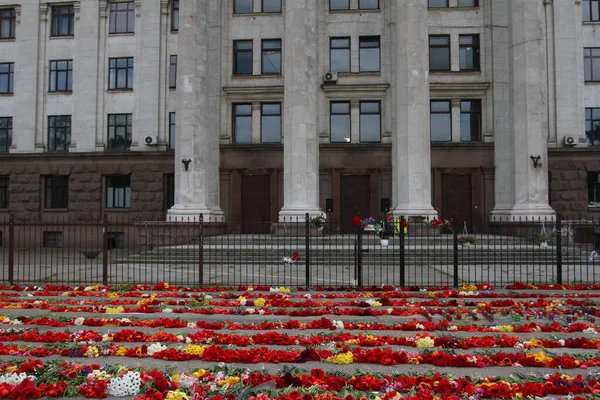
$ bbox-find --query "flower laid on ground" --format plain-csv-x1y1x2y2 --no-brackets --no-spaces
373,215,394,239
282,251,302,266
458,235,477,245
352,215,376,230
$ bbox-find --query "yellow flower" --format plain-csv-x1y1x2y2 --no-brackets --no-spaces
408,357,421,365
325,351,354,364
363,292,374,298
254,298,266,307
192,369,207,379
496,325,514,332
85,346,99,358
107,292,119,298
165,390,190,400
532,351,552,364
172,374,181,383
279,287,290,293
115,346,127,356
416,337,435,348
237,296,246,304
527,339,544,348
185,344,206,356
5,366,16,372
163,282,170,289
106,306,125,314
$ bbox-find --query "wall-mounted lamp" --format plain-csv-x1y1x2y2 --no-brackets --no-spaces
530,155,541,169
182,159,191,171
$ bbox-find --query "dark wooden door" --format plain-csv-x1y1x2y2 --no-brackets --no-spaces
340,175,371,233
441,174,473,233
241,175,271,234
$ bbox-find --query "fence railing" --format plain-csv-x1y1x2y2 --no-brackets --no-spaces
0,213,599,287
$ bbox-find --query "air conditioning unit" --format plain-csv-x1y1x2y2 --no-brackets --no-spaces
144,136,158,146
324,72,338,83
563,136,576,147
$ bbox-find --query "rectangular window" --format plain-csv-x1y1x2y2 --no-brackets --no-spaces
0,117,12,152
108,114,133,150
0,62,14,94
359,101,381,142
48,115,71,152
164,174,175,211
171,0,179,31
588,172,600,207
457,0,478,6
233,103,252,143
429,35,451,71
44,176,69,209
0,8,16,39
330,101,351,143
49,60,73,92
169,55,177,88
107,232,125,249
109,2,135,34
330,0,349,10
330,37,350,73
0,177,7,209
261,103,281,143
43,231,63,248
262,0,281,12
106,176,131,209
359,36,380,72
459,35,480,71
261,39,281,74
234,0,253,13
586,108,600,146
431,100,452,142
51,5,75,37
460,100,481,142
234,40,253,75
428,0,448,7
359,0,379,9
108,57,134,90
584,0,600,22
169,112,176,150
584,48,600,82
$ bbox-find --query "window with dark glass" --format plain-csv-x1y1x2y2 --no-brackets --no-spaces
234,40,253,75
109,2,135,34
0,8,16,39
584,48,600,82
330,37,350,73
0,117,11,153
330,0,349,10
108,114,132,150
429,35,450,71
169,55,177,88
428,0,448,7
586,108,600,146
109,57,134,90
49,60,73,92
261,39,281,74
330,101,351,143
588,172,600,207
44,176,69,209
106,176,131,209
359,0,379,9
458,0,478,6
261,103,281,143
359,101,381,142
51,5,75,37
459,35,479,71
430,100,452,141
233,104,252,143
263,0,281,12
169,112,175,150
584,0,600,22
0,62,14,94
234,0,253,13
460,100,481,142
48,115,71,152
171,0,179,31
0,177,7,209
164,174,175,211
359,36,380,72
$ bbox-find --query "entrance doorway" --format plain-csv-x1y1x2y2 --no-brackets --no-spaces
241,175,271,234
441,174,473,233
340,175,371,233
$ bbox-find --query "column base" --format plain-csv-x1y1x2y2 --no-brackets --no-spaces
278,207,322,223
390,204,438,219
490,204,555,222
167,204,225,222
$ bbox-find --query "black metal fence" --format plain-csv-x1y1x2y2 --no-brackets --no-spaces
0,214,599,287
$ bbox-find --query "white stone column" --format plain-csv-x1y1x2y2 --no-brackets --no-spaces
167,0,224,221
390,0,437,218
490,0,555,220
278,0,321,220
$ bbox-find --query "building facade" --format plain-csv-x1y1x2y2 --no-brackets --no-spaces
0,0,598,232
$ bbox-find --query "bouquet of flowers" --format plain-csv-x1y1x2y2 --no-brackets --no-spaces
373,215,395,239
282,251,302,266
352,216,376,231
457,235,476,245
310,212,327,229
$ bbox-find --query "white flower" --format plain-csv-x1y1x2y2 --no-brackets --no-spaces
332,320,344,330
240,299,247,306
387,308,393,314
147,343,167,356
185,337,192,344
269,287,280,293
246,308,256,314
102,334,112,342
119,318,131,324
176,335,184,342
107,370,141,396
448,325,458,331
558,339,565,346
514,342,524,349
258,309,265,315
187,322,196,328
415,323,425,330
304,294,312,298
0,372,35,385
583,327,598,334
204,294,213,300
9,318,22,325
161,308,173,313
74,317,85,326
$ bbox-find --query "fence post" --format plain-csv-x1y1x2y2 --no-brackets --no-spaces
8,214,14,285
199,214,204,286
357,228,363,287
399,216,405,287
555,213,562,285
305,213,310,287
453,225,459,288
102,214,108,286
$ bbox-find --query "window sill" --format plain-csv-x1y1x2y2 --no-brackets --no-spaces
0,93,14,97
49,35,74,40
0,38,15,42
584,81,600,85
232,74,282,79
42,208,68,212
232,12,282,17
583,21,600,25
338,71,382,76
170,30,178,34
104,208,130,212
428,7,480,11
329,9,380,14
169,87,176,91
48,91,72,95
106,89,134,93
108,32,135,36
